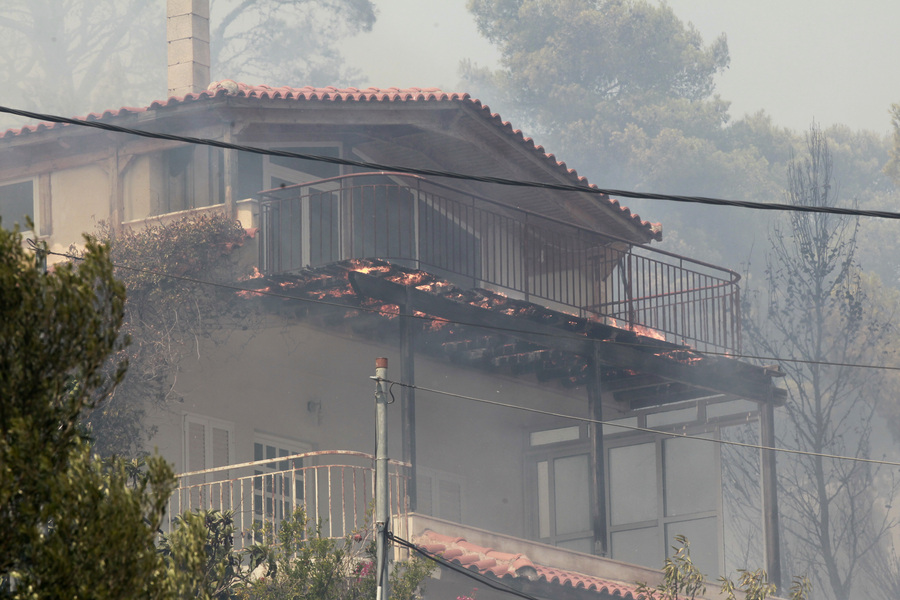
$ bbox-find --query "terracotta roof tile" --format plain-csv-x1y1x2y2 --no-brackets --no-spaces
0,80,660,238
414,529,641,599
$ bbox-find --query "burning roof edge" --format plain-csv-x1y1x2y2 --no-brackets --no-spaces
0,80,661,242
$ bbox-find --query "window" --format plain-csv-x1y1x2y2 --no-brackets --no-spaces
260,144,344,269
0,179,36,231
527,425,594,554
416,467,464,523
252,434,311,533
607,435,721,577
159,146,224,214
183,414,234,485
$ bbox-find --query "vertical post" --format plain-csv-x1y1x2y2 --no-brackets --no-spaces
223,129,238,220
587,344,608,556
760,400,782,591
374,357,391,600
400,303,417,511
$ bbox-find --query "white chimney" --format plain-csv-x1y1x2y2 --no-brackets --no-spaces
167,0,211,97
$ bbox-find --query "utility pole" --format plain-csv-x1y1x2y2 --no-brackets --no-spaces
373,357,391,600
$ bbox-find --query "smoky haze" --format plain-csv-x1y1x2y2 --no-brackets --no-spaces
2,1,900,599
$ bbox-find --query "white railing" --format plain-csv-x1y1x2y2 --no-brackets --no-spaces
164,450,410,550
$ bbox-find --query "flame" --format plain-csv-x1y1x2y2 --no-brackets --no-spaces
346,258,391,275
387,271,431,286
414,310,450,331
629,323,666,341
307,286,356,300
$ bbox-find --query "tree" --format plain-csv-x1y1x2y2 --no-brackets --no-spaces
83,213,253,457
0,221,205,598
461,0,786,267
743,125,899,600
211,0,376,87
158,508,434,600
463,0,731,190
0,0,376,129
883,103,900,185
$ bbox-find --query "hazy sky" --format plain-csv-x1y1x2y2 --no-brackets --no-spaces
342,0,900,134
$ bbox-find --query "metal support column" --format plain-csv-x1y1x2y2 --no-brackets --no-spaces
760,400,782,590
400,304,417,511
587,344,609,556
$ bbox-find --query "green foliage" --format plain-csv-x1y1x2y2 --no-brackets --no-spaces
636,535,705,600
160,507,433,600
83,213,252,456
159,510,249,600
0,220,206,599
464,0,732,189
637,537,809,600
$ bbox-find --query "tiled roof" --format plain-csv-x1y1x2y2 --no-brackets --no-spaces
0,80,660,238
414,529,641,599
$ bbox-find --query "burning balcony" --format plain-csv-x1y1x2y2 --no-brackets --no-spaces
259,173,741,354
163,450,410,550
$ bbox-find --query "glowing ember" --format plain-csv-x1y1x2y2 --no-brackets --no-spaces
629,323,666,341
655,349,703,364
346,258,392,275
414,310,450,331
375,303,400,318
236,286,271,299
387,271,431,286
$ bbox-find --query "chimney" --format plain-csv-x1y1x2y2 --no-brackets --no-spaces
167,0,211,97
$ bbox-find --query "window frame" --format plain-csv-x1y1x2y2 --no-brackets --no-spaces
525,424,594,552
415,466,466,524
604,424,725,577
0,176,39,235
182,413,235,481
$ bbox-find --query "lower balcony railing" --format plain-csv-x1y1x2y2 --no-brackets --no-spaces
164,450,409,551
259,172,741,353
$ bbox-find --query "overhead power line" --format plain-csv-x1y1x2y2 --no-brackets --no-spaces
388,532,543,600
381,378,900,469
40,246,900,467
42,248,900,375
2,104,900,221
42,247,900,376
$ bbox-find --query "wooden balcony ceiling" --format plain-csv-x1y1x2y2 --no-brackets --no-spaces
0,81,660,243
239,259,784,407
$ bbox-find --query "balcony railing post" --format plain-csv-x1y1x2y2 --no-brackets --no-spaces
258,172,741,354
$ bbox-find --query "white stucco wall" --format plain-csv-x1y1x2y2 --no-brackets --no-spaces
145,313,593,540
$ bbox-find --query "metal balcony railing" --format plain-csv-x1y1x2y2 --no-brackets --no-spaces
259,173,740,353
163,451,409,551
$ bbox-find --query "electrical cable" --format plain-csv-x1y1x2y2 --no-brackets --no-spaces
42,248,900,375
387,531,544,600
381,378,900,469
40,245,900,466
3,103,900,221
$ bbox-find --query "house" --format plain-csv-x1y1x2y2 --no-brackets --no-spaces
0,1,787,596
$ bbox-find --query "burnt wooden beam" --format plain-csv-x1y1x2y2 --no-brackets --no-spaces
349,271,601,355
348,271,785,404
